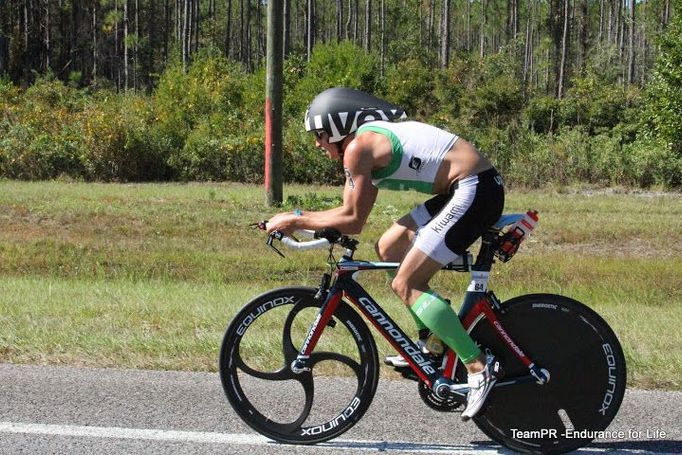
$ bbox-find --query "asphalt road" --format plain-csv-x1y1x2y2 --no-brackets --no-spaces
1,363,680,454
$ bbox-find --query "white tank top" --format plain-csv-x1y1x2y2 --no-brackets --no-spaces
357,121,458,193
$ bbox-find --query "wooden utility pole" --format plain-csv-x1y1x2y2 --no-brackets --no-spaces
265,0,284,206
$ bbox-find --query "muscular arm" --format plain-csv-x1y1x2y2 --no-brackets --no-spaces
267,136,378,235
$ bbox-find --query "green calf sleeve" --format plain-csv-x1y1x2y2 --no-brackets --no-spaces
410,290,481,364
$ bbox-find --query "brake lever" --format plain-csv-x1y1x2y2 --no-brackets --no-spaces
251,221,297,258
250,221,268,231
266,231,286,258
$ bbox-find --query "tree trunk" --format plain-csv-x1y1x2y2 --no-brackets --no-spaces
134,0,139,90
242,0,251,69
598,0,604,42
466,0,471,52
440,0,450,68
662,0,670,27
364,0,371,52
480,0,487,57
428,0,435,56
642,0,648,85
507,0,518,42
627,0,635,84
194,0,200,55
345,0,352,40
523,0,534,85
256,0,262,66
0,0,9,75
124,0,129,88
44,0,50,71
283,0,290,56
239,0,244,64
380,0,385,75
353,0,358,44
618,0,625,65
557,0,570,99
225,0,231,57
336,0,342,42
92,3,96,82
307,0,314,61
579,0,588,72
70,1,81,78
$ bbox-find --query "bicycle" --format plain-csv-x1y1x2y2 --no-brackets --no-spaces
219,212,626,454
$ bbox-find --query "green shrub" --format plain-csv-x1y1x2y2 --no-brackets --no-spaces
589,130,631,185
458,53,524,129
560,72,640,133
626,139,682,188
283,124,342,185
78,93,170,181
168,125,264,182
523,95,560,134
384,58,437,118
288,41,383,117
432,55,470,122
501,131,549,188
0,40,679,188
0,77,88,179
154,51,250,146
153,52,264,182
642,2,682,160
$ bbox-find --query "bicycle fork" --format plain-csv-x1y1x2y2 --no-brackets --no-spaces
290,279,342,374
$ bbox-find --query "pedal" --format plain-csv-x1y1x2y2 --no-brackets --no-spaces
485,349,505,379
492,359,505,379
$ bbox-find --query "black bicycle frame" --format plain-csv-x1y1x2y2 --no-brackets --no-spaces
291,236,548,397
292,260,444,387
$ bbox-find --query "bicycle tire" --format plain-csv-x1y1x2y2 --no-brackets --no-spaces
458,294,626,454
219,286,379,444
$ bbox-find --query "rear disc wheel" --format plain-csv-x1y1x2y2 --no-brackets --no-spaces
460,294,626,454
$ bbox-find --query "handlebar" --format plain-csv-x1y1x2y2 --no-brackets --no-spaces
272,230,332,251
253,221,358,258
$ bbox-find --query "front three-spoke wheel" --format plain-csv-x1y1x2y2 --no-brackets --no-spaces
219,287,379,444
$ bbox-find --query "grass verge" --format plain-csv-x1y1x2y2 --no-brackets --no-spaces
1,181,681,389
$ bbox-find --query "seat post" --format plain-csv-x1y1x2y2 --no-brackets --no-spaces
473,231,498,273
458,232,497,319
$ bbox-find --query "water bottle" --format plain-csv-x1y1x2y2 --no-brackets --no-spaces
425,334,445,355
496,210,539,262
418,328,445,356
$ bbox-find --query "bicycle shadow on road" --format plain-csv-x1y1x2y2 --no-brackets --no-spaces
585,440,682,454
317,439,682,454
318,439,513,453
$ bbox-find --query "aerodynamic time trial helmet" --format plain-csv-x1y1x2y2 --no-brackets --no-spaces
304,87,407,143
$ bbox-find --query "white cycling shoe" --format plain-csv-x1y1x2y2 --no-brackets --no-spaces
461,354,502,421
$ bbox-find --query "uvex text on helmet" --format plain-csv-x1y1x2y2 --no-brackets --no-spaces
304,87,407,143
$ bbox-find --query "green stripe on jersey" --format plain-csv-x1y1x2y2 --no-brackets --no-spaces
357,125,403,179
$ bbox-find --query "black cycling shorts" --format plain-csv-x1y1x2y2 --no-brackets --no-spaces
410,168,505,264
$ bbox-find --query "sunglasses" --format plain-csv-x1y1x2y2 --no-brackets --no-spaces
312,129,326,139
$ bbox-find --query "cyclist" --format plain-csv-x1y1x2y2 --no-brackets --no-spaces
267,87,505,420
